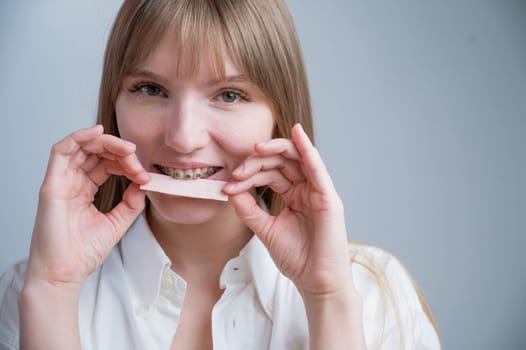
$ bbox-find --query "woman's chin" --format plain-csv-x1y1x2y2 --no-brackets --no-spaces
146,192,230,226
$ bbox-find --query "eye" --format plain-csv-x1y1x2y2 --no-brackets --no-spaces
129,83,166,97
217,89,251,103
221,91,239,103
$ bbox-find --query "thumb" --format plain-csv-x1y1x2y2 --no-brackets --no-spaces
229,192,273,243
106,183,146,244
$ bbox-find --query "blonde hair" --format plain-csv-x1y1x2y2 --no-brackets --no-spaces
94,0,311,214
93,0,438,347
350,243,440,348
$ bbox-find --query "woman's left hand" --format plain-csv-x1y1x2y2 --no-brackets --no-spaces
223,124,354,298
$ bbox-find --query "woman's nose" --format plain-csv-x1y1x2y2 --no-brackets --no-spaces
164,101,210,154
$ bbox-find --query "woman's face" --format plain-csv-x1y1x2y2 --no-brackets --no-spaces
115,29,275,225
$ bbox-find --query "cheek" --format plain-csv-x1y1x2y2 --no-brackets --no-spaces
115,96,162,164
214,107,275,156
115,94,135,140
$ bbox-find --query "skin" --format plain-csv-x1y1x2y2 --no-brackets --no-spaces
19,26,366,350
115,28,276,348
20,125,150,350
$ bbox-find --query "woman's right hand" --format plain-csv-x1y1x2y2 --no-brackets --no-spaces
25,125,150,287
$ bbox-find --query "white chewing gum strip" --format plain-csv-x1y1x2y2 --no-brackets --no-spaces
140,172,228,201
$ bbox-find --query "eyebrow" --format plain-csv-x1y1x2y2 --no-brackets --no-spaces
126,69,251,87
206,74,251,86
126,69,171,86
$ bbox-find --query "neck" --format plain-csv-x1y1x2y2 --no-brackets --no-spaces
146,204,253,285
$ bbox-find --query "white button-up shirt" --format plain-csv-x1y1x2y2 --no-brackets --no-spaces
0,214,440,349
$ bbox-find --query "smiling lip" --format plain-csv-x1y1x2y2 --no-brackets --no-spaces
157,161,221,169
154,162,225,180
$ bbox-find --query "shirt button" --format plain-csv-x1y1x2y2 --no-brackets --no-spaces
161,274,175,289
266,302,275,315
135,304,146,316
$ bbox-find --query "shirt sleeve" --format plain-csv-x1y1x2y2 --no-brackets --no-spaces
351,246,441,350
0,261,27,350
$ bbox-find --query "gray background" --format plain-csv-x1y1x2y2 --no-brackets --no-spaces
0,1,524,349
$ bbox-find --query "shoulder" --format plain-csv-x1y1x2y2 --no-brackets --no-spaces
348,242,441,349
0,260,27,295
0,260,28,350
349,243,418,298
349,243,421,322
0,249,124,350
349,242,404,270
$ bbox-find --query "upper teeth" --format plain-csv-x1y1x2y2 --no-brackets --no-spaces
159,165,219,180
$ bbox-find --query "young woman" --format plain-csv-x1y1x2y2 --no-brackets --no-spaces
0,0,440,349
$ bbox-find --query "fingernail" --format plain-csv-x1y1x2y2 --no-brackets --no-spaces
296,123,313,145
294,123,304,134
256,141,268,148
130,154,142,167
136,172,151,185
223,183,236,192
142,171,151,181
233,163,245,176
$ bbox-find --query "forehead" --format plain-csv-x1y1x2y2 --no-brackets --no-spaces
134,24,241,83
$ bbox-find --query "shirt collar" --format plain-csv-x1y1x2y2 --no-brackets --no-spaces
119,211,281,319
120,212,171,305
240,234,280,320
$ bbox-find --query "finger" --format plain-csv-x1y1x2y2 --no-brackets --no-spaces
104,183,146,246
80,134,148,183
224,169,292,195
46,125,104,178
254,138,301,161
229,192,274,243
92,151,135,162
68,148,130,174
87,159,125,186
291,123,336,193
117,153,150,184
97,152,117,161
47,125,135,177
79,134,136,158
232,155,305,184
79,154,101,173
51,125,104,157
68,148,89,170
88,158,149,186
69,149,125,174
70,145,148,185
